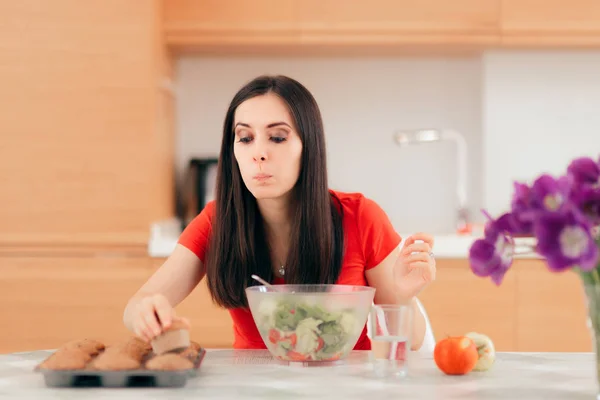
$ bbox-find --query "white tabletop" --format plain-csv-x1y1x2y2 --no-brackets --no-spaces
0,349,597,399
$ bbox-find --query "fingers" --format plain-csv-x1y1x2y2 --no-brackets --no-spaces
405,251,433,264
401,242,431,256
141,298,163,336
139,318,156,343
403,233,434,249
134,324,151,343
408,261,437,280
153,295,173,329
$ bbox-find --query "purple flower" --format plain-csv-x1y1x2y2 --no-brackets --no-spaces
511,182,532,213
494,212,531,236
469,218,515,285
530,174,572,213
534,209,599,272
571,186,600,225
567,157,600,186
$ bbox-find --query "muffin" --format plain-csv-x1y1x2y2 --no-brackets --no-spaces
63,338,105,356
109,337,152,362
37,348,92,370
145,353,194,371
151,319,190,355
189,340,202,352
90,351,141,371
178,347,198,363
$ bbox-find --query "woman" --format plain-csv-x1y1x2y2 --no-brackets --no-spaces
123,75,436,351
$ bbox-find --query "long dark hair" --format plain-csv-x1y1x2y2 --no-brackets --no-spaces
205,75,345,308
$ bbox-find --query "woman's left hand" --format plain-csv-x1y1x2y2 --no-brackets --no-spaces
393,233,436,301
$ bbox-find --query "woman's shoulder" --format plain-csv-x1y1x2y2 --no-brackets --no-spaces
328,189,383,215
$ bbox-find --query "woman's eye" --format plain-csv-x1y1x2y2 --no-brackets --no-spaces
271,137,286,143
237,136,252,143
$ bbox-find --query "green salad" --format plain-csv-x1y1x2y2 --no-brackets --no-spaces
255,298,358,361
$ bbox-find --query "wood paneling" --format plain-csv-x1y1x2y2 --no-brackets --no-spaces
0,1,174,248
164,0,300,50
0,256,233,353
515,260,591,352
164,0,501,54
501,0,600,46
297,0,500,44
419,259,517,351
1,255,592,353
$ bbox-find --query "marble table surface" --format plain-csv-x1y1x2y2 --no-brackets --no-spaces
0,349,597,399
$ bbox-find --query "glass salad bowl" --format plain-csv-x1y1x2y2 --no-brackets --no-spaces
246,284,375,363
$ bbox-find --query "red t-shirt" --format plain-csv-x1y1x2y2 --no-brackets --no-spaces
177,190,402,350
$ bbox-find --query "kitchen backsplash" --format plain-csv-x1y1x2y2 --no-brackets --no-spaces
482,51,600,217
173,51,600,235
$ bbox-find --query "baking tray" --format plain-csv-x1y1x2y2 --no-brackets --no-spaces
35,348,206,388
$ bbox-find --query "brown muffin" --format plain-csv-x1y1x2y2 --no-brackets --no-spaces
189,341,202,352
109,337,152,362
145,353,194,371
63,339,105,356
90,351,141,371
178,347,198,363
128,336,153,353
38,348,91,370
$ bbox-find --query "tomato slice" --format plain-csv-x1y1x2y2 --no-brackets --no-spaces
287,333,297,347
287,350,310,361
316,337,324,352
268,329,281,344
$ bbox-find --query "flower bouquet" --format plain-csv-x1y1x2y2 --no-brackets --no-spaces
468,155,600,392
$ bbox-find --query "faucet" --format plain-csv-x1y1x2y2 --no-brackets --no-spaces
393,129,470,234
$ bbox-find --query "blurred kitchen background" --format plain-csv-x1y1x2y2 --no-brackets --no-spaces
1,0,599,354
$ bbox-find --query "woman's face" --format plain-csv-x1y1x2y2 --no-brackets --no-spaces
233,93,303,201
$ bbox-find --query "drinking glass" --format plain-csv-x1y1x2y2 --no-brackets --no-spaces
369,304,413,378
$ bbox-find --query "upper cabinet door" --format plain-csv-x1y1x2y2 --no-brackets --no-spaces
296,0,501,45
501,0,600,45
164,0,299,50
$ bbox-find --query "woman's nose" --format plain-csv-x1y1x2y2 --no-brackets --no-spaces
253,143,268,162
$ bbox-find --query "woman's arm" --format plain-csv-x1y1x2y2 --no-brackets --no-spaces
365,233,436,351
123,244,205,340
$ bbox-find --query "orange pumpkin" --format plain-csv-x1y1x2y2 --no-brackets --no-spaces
434,336,478,375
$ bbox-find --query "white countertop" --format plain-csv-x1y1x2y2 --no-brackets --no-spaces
1,349,596,399
147,218,540,259
146,218,482,258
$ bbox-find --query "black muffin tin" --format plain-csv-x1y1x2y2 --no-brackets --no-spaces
35,348,206,388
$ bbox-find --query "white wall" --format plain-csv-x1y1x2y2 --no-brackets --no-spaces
174,57,483,235
483,51,600,217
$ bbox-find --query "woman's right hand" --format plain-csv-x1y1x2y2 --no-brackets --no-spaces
129,294,190,342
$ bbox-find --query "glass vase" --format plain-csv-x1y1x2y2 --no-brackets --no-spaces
580,267,600,400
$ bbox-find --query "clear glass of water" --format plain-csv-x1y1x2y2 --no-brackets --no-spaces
369,304,413,378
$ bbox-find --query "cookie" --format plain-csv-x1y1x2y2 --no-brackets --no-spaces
145,353,194,371
38,348,91,370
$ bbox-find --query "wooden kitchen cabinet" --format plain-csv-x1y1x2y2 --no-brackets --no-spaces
420,258,592,352
164,0,501,54
0,1,174,249
0,255,233,354
515,261,591,352
296,0,501,46
419,259,518,351
501,0,600,46
0,255,591,353
164,0,300,53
